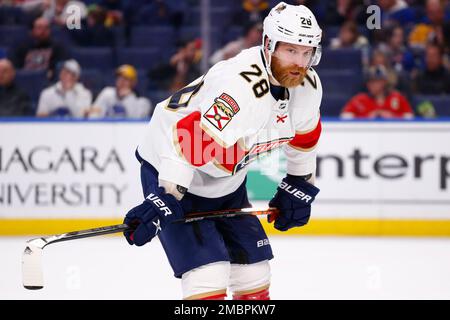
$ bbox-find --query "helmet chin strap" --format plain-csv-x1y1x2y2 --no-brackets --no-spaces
262,40,280,85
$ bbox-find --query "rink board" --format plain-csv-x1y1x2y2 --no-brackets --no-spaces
1,119,449,236
1,217,450,237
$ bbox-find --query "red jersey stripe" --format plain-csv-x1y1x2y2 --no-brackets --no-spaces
288,119,322,150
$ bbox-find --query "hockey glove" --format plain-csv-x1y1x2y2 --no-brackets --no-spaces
268,174,320,231
123,186,184,246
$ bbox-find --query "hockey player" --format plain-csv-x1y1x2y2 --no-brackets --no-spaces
124,2,322,300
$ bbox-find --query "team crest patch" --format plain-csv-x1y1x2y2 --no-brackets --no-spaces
203,93,240,131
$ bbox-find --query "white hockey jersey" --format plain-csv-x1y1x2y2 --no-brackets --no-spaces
138,46,322,198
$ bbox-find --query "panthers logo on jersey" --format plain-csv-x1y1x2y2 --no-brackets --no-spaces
203,93,240,131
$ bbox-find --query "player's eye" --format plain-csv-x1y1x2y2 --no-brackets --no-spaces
303,51,313,59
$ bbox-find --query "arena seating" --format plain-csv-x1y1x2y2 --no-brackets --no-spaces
15,70,48,104
71,47,115,71
0,25,28,47
2,1,447,118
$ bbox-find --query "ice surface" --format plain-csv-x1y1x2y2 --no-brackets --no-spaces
1,236,450,299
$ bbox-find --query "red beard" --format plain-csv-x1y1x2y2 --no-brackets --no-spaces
271,55,308,88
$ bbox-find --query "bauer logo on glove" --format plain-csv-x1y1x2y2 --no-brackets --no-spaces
123,186,184,246
278,181,314,203
146,193,173,217
268,174,320,231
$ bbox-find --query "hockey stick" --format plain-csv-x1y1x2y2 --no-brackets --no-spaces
22,207,279,290
173,207,279,223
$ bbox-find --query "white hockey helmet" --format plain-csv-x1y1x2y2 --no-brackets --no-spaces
262,2,322,68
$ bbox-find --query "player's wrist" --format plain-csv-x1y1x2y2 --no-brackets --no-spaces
285,174,318,190
159,179,187,201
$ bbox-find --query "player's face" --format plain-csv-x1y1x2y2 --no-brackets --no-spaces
271,42,313,88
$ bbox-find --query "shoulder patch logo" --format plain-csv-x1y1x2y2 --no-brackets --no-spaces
203,93,240,131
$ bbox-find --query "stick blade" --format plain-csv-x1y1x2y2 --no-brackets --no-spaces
22,240,45,290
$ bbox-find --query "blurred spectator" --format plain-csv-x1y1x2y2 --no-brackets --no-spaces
8,0,51,20
209,21,262,65
36,59,92,118
98,0,124,27
415,99,437,118
377,0,417,27
374,23,425,95
413,43,450,94
377,25,416,73
341,66,414,119
329,21,369,49
70,4,115,47
149,38,202,92
408,0,449,50
89,64,152,119
232,0,270,25
324,0,365,25
369,49,399,89
9,17,68,79
0,58,33,117
42,0,87,26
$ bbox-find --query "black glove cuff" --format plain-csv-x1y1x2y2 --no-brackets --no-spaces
287,173,312,181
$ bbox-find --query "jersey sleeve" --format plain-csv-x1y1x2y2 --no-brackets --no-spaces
36,88,52,115
284,69,323,177
284,114,321,176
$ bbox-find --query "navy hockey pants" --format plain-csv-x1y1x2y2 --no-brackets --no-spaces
136,152,273,278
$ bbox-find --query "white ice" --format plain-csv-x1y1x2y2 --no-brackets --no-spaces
2,235,450,300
